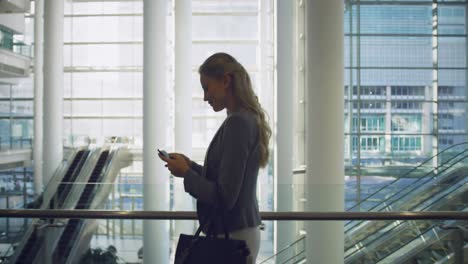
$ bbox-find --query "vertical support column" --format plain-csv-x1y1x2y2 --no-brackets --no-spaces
9,85,12,148
464,5,468,143
305,0,345,263
43,0,64,186
174,0,193,235
143,0,169,263
258,1,274,128
423,85,432,155
294,0,306,237
258,1,274,245
465,5,468,144
295,0,306,169
347,4,354,164
432,0,439,167
275,0,295,261
385,86,392,154
33,0,44,196
42,3,60,260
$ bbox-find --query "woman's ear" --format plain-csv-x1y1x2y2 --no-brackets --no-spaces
223,73,232,90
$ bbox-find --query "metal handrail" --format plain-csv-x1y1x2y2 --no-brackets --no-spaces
0,210,466,220
259,236,305,264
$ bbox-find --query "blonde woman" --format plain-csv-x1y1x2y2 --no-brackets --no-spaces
160,52,271,264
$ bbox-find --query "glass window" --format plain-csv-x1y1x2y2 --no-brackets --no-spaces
352,115,385,132
65,2,143,15
11,101,33,117
0,84,11,98
391,114,422,132
352,135,385,152
65,44,142,68
391,136,422,152
65,72,142,98
345,2,467,172
64,16,143,42
192,43,258,67
193,15,258,40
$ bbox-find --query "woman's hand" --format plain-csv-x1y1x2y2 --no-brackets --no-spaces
159,152,190,178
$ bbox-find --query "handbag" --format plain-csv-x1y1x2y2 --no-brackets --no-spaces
174,185,250,264
174,225,250,264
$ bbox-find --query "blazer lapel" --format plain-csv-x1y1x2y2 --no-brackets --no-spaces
202,119,226,178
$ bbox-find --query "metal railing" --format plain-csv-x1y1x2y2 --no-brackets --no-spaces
0,209,466,220
0,137,32,151
0,210,465,263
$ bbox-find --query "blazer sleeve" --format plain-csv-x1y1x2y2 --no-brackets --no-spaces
190,161,203,175
183,114,254,210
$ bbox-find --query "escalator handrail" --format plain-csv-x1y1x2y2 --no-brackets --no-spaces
282,249,305,264
87,147,120,210
40,149,81,209
96,147,116,185
74,149,112,209
347,142,468,212
3,219,38,263
259,236,305,264
60,148,101,210
55,150,90,208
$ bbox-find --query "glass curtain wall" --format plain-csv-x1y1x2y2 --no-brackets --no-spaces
344,0,468,208
63,1,143,147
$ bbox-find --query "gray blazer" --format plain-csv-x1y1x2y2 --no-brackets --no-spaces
183,111,262,234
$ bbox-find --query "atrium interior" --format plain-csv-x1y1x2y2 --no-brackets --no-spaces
0,0,466,263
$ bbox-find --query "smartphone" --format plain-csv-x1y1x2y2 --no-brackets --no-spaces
157,149,170,159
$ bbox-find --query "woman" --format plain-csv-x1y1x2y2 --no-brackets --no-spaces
159,52,271,264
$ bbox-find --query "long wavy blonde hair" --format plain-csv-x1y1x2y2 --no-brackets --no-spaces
199,52,271,167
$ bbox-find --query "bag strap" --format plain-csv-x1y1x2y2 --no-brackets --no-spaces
211,180,231,239
205,208,230,239
191,181,230,240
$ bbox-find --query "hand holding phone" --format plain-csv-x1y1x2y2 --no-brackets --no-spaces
158,149,170,159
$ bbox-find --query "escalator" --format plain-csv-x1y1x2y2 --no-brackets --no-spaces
347,145,468,216
264,144,468,264
52,150,109,263
345,164,468,248
6,146,131,264
13,230,41,264
269,187,466,264
344,150,467,230
345,176,467,263
50,150,90,209
11,149,90,264
342,144,468,263
390,220,468,264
